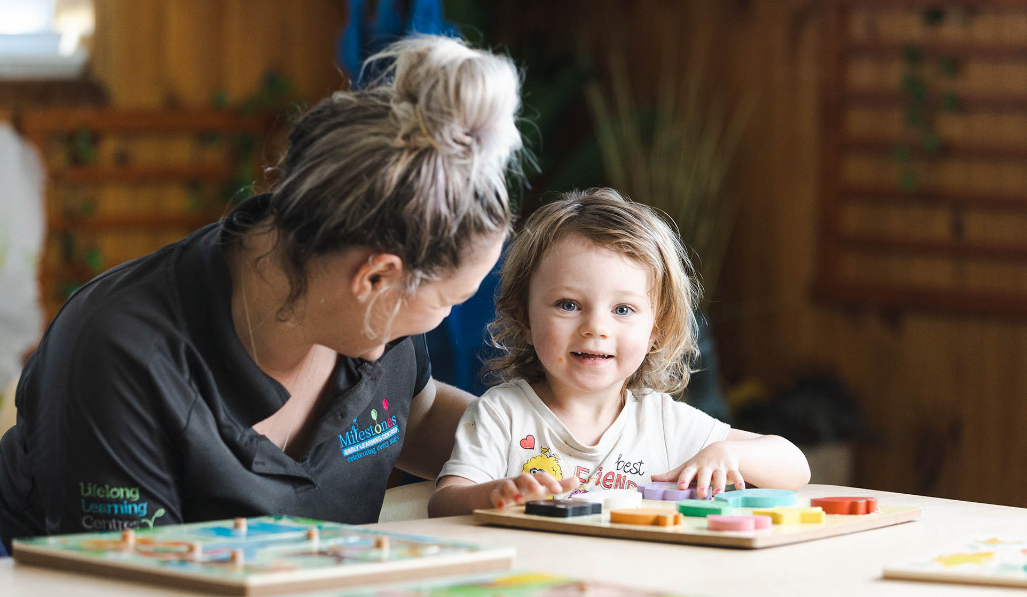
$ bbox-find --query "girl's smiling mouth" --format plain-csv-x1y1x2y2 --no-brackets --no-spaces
571,351,614,360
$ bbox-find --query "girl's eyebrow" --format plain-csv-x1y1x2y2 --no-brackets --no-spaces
546,285,649,302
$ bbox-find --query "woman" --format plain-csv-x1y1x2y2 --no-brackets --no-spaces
0,35,523,552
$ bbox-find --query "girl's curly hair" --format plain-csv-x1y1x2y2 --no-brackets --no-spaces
483,188,701,395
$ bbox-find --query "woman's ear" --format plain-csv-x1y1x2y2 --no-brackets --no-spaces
352,253,404,302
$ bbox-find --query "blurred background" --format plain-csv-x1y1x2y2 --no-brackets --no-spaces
0,0,1025,508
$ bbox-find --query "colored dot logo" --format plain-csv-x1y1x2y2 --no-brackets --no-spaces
382,398,389,410
371,409,378,422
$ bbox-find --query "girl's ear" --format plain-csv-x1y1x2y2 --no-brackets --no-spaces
351,253,404,302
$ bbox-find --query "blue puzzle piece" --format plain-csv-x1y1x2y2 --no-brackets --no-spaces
714,488,797,508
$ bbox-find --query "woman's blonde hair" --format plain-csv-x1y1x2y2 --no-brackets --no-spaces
484,188,701,395
230,35,523,320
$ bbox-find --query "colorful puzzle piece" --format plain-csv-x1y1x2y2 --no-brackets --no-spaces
609,508,684,526
524,499,601,518
676,499,733,517
706,515,773,531
714,488,797,508
750,507,825,525
810,496,878,514
637,482,700,501
573,489,642,510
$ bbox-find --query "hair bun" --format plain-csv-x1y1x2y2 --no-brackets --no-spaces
367,35,522,166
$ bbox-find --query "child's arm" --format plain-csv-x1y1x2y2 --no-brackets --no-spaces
428,473,580,517
652,429,811,497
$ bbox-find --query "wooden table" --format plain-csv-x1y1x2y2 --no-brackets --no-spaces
3,484,1027,595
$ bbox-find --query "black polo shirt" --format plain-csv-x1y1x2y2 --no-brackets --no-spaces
0,196,430,552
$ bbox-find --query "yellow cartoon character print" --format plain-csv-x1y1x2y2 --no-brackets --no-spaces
522,446,563,480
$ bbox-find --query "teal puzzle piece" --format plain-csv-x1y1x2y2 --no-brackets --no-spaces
714,488,797,508
676,499,733,517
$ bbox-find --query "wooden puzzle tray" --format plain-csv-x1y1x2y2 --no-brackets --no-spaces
473,500,922,549
13,516,515,595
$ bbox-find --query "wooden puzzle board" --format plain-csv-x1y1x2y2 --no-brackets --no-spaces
473,499,921,549
12,516,514,595
883,536,1027,589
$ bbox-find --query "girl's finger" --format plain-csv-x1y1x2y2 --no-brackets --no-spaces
489,488,506,508
695,468,714,499
727,469,745,491
711,469,727,496
556,477,579,495
676,466,698,489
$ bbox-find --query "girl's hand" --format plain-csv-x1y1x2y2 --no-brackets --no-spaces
651,441,745,499
488,473,580,508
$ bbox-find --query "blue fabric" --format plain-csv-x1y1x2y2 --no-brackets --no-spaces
423,263,501,396
338,0,459,85
0,537,7,557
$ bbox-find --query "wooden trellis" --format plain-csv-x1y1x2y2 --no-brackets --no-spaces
817,0,1027,317
19,109,274,322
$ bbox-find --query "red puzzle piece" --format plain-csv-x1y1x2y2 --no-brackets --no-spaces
810,496,878,515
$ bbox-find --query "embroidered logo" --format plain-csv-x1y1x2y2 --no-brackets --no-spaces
338,410,400,462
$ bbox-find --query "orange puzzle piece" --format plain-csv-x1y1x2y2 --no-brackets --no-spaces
609,508,685,526
810,497,878,515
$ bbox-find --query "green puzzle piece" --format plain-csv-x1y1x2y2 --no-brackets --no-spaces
714,488,797,508
676,499,733,517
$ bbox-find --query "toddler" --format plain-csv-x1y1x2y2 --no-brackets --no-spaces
428,188,810,516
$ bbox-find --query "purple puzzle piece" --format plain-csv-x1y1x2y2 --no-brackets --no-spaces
638,482,700,501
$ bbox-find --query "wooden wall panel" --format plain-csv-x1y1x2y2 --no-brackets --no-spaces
91,0,348,108
686,0,1027,507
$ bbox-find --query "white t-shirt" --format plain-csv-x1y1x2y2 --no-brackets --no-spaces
439,379,731,495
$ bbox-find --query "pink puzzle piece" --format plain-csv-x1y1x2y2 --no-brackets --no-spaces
706,515,773,532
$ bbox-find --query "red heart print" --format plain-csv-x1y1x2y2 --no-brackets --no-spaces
519,434,535,450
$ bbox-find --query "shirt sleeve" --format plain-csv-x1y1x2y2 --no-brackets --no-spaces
437,394,511,484
662,393,731,469
55,330,189,535
412,334,432,397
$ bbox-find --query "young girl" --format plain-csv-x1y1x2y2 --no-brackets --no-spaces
428,188,810,516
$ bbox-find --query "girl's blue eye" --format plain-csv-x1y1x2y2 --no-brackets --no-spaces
614,305,634,316
557,300,578,312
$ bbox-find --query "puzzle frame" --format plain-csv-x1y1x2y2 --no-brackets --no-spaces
12,516,515,595
473,499,922,549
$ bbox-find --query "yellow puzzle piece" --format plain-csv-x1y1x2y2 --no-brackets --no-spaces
750,506,825,524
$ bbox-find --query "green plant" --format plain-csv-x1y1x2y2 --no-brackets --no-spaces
894,8,966,192
580,27,752,300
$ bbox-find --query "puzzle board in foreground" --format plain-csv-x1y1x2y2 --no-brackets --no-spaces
13,516,514,595
474,499,921,549
883,536,1027,589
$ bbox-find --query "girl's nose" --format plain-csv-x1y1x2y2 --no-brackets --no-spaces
579,313,610,338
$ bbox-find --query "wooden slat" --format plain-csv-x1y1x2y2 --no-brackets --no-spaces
842,138,1027,162
839,233,1027,263
815,280,1027,318
846,42,1027,61
48,213,221,233
840,186,1027,212
845,90,1027,113
51,165,230,183
20,109,270,135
